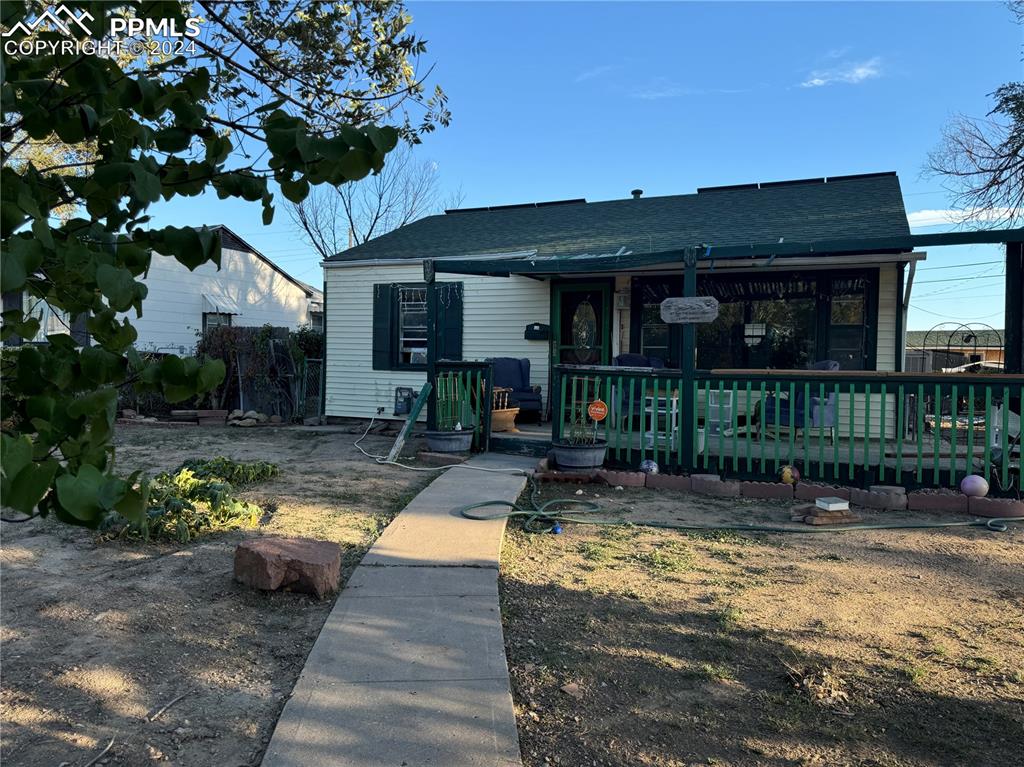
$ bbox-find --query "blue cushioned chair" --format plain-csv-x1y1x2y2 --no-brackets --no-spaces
490,357,543,422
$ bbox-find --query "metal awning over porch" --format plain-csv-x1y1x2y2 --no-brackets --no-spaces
428,229,1024,277
426,228,1024,374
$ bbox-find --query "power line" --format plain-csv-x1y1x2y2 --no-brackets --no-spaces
909,304,1005,320
916,259,1003,271
913,293,1005,301
914,273,1004,285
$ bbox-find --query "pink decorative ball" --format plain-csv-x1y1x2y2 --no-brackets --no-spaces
960,474,989,498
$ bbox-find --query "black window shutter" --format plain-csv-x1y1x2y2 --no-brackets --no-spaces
372,283,394,370
436,282,463,361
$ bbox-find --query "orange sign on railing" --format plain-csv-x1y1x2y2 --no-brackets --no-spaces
588,399,608,421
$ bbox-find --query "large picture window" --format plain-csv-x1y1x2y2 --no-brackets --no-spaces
631,270,877,371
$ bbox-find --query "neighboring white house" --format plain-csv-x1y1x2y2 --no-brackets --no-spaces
4,225,322,352
127,225,322,353
321,172,922,431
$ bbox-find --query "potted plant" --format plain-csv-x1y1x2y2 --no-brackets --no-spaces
551,399,607,471
425,398,475,453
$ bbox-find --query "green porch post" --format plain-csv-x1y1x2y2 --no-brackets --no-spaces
1005,241,1023,375
679,246,699,470
424,259,438,429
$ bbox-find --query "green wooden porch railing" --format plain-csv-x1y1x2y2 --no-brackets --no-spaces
551,365,1024,492
432,360,494,451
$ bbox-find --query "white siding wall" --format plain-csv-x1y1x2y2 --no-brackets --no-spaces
129,248,312,353
324,264,551,420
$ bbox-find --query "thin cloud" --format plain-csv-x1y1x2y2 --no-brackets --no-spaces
632,82,686,100
630,78,747,100
574,64,617,83
907,208,1015,228
800,56,882,88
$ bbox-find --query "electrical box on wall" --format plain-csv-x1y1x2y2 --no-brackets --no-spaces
393,386,415,416
524,323,550,341
615,292,630,310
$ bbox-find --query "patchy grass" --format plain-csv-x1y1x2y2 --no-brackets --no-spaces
1,424,433,767
633,542,694,574
500,481,1024,767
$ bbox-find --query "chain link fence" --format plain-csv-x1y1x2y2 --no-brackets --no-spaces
299,358,323,420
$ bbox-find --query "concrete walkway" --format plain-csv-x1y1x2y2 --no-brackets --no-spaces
263,453,535,767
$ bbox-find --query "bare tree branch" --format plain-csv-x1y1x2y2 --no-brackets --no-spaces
287,143,464,257
924,3,1024,227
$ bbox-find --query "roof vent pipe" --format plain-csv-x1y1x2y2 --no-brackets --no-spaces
631,188,643,199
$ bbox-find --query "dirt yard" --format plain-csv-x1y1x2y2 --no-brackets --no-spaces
1,423,432,767
500,484,1024,767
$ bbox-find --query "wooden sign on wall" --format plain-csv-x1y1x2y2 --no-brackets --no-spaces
659,296,720,324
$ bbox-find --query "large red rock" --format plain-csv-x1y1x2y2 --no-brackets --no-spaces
234,537,342,599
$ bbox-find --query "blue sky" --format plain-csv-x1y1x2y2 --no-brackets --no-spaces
154,1,1021,332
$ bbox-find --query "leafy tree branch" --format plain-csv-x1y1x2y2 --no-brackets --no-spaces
0,0,441,529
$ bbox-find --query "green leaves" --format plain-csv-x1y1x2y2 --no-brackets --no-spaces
96,264,143,312
55,464,115,524
1,435,58,516
144,225,222,271
153,355,226,403
1,236,44,293
1,16,402,534
280,177,309,204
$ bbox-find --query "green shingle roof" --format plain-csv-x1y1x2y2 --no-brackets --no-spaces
325,172,911,263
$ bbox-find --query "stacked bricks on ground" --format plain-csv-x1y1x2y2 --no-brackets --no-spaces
234,537,342,599
169,408,229,426
791,496,862,525
849,485,908,511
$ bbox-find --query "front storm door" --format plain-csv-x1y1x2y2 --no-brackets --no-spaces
552,282,612,366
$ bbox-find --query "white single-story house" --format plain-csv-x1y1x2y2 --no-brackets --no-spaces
126,225,322,353
322,172,921,426
4,225,323,352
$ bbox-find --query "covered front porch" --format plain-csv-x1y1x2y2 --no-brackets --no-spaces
421,230,1024,494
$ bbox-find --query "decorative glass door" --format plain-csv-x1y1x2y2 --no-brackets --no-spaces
552,282,612,366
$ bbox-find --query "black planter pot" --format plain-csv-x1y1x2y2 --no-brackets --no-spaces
551,440,608,472
425,429,474,453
